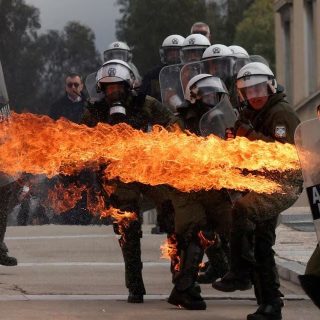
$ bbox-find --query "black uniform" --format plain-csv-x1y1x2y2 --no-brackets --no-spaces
213,92,303,319
0,178,20,265
82,94,179,302
177,103,231,283
139,64,165,102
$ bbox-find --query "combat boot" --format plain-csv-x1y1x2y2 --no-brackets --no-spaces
168,284,206,310
0,253,18,266
213,271,252,292
213,229,254,292
127,291,144,303
198,242,229,284
168,239,206,310
247,298,284,320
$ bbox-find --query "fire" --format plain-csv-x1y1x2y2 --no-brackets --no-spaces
198,231,215,249
160,235,180,272
0,113,301,193
47,182,86,213
47,181,136,224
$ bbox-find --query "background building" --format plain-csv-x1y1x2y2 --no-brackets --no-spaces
275,0,320,121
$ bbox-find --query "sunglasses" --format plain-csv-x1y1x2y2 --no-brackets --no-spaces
66,82,81,88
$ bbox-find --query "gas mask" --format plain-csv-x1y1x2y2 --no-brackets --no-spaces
103,82,130,124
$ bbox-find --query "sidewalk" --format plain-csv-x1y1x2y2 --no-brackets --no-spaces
275,207,318,285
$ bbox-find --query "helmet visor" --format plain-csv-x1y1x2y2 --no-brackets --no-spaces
181,48,205,63
191,77,228,107
104,49,131,62
238,81,269,101
161,47,181,64
202,57,234,83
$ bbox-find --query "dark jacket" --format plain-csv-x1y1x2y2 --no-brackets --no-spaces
240,92,300,144
177,102,211,136
139,64,165,102
81,94,180,130
49,93,87,124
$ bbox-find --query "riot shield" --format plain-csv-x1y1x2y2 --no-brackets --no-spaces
294,118,320,244
159,64,184,113
249,55,269,66
199,95,237,138
199,94,240,202
0,62,9,107
180,56,238,94
85,72,104,103
0,61,17,187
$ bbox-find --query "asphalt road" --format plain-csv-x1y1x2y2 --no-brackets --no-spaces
0,225,318,320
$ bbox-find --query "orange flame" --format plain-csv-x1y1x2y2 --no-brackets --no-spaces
47,181,136,224
160,235,180,272
47,182,86,213
0,113,300,193
198,231,215,249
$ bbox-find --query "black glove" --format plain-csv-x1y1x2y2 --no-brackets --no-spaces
234,119,254,137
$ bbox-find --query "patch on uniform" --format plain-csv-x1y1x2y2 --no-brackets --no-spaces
274,125,286,138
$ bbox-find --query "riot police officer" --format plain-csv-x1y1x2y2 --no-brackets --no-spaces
103,41,141,87
167,74,234,310
82,59,180,303
0,60,20,266
180,34,210,64
139,34,185,102
213,62,303,320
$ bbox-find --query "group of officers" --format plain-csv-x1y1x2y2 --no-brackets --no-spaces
76,21,303,320
1,22,309,320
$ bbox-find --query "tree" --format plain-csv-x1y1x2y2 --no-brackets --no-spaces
36,22,102,114
0,0,43,112
116,0,208,74
234,0,275,69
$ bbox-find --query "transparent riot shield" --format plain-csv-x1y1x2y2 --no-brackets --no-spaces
199,95,241,202
199,95,237,138
180,56,237,95
159,64,184,113
0,61,17,187
250,55,270,66
294,118,320,244
85,72,104,103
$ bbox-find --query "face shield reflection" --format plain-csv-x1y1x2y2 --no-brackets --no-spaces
181,48,205,63
238,81,269,101
163,48,181,64
104,49,130,62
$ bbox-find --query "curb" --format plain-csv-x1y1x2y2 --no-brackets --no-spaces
276,256,306,286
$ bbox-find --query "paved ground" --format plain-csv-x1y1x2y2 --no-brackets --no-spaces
0,224,318,319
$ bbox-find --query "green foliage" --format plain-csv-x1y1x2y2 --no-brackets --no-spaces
36,22,101,114
0,0,101,114
234,0,275,70
116,0,207,74
0,0,42,112
116,0,255,74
